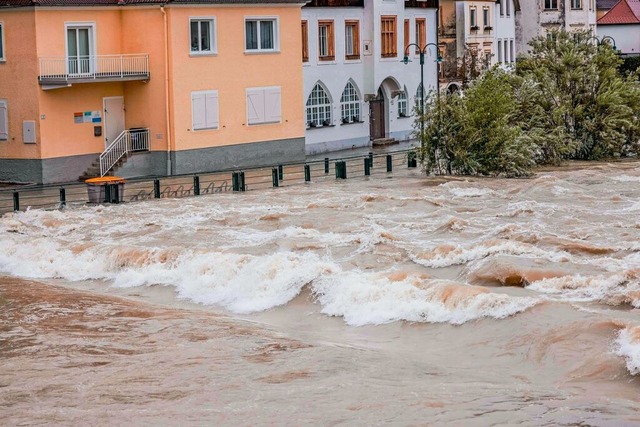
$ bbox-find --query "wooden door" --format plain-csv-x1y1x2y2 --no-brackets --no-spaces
369,99,385,140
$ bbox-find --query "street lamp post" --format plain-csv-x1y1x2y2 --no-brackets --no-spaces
402,43,442,136
587,35,618,50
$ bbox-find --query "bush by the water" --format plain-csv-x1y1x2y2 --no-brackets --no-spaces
416,29,640,176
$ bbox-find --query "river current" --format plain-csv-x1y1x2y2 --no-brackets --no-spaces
1,162,639,425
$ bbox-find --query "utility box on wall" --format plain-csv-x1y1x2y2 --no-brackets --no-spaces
23,121,36,144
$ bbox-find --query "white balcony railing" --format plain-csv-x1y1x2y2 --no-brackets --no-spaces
100,128,150,176
39,54,149,82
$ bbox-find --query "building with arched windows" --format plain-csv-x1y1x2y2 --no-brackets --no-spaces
301,0,438,155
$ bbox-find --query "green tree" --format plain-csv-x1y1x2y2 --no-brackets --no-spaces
416,68,535,177
516,30,640,161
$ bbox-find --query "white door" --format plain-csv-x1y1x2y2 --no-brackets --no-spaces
103,96,125,149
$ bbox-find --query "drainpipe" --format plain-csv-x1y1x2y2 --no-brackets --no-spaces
161,5,172,176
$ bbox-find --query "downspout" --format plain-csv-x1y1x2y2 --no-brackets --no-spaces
161,5,172,176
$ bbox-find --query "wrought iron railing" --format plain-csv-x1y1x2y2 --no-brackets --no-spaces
100,128,150,176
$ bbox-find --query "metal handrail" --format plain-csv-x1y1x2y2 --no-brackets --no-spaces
99,128,150,176
38,54,149,81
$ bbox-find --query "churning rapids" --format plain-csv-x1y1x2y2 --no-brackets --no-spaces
1,162,640,425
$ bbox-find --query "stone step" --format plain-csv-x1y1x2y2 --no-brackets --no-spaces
372,138,398,147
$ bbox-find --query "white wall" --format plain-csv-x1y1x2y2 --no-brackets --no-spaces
597,25,640,56
302,2,437,154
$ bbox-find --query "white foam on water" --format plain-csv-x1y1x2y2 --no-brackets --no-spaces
312,272,539,326
527,272,640,307
611,175,640,183
615,326,640,376
409,239,570,269
447,187,494,198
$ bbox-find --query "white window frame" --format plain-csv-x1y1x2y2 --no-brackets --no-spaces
498,40,503,63
64,22,96,76
340,81,360,124
570,0,582,9
544,0,558,10
191,90,219,131
397,87,408,118
0,99,8,141
506,0,511,16
190,17,217,55
0,22,5,62
483,7,490,28
470,7,477,28
244,17,280,53
306,83,332,128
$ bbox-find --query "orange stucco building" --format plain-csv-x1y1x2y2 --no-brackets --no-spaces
0,0,306,183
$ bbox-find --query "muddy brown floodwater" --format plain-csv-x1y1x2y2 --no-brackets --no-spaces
1,162,640,425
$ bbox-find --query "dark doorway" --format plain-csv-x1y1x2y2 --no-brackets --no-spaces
369,89,385,140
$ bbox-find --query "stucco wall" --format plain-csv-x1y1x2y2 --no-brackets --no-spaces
597,25,640,56
167,6,305,154
0,10,41,160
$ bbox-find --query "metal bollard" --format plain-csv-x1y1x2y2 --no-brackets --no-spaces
154,178,161,198
232,172,240,192
13,191,19,212
193,175,200,196
364,158,370,176
272,168,279,187
335,161,347,179
304,164,311,182
324,157,329,174
59,187,66,207
239,171,246,192
408,151,417,168
386,154,393,172
369,152,374,168
278,165,284,181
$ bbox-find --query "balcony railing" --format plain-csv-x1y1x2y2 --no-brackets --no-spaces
38,54,149,86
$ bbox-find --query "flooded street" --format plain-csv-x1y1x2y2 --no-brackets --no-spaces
1,162,640,425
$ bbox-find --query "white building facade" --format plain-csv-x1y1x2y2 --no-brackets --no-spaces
302,0,438,154
516,0,597,54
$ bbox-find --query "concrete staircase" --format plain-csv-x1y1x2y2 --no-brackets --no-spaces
78,155,128,181
372,138,398,147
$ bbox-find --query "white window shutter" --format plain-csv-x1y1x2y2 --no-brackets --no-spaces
205,91,219,129
264,87,282,124
191,93,206,130
246,89,265,125
0,101,7,140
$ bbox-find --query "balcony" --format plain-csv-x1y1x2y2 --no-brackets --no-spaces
38,54,149,90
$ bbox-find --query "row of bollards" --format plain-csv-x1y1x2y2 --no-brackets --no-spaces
8,151,418,211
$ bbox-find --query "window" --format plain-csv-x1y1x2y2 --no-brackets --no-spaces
510,40,515,63
504,40,509,62
318,20,335,61
0,23,4,61
345,20,360,60
498,40,503,62
404,19,410,55
190,19,215,54
415,19,426,54
483,8,490,28
470,8,477,28
416,83,424,102
306,83,332,127
247,86,281,125
0,99,7,140
191,90,219,131
381,16,397,58
301,21,309,62
544,0,558,10
506,0,511,16
340,81,360,123
245,18,278,52
397,88,407,118
500,0,504,15
571,0,582,9
66,24,94,75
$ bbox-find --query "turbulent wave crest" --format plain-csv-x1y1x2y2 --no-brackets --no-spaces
527,271,640,307
0,236,336,313
616,326,640,376
312,272,539,326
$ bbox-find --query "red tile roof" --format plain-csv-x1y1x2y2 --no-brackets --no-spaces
598,0,640,24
